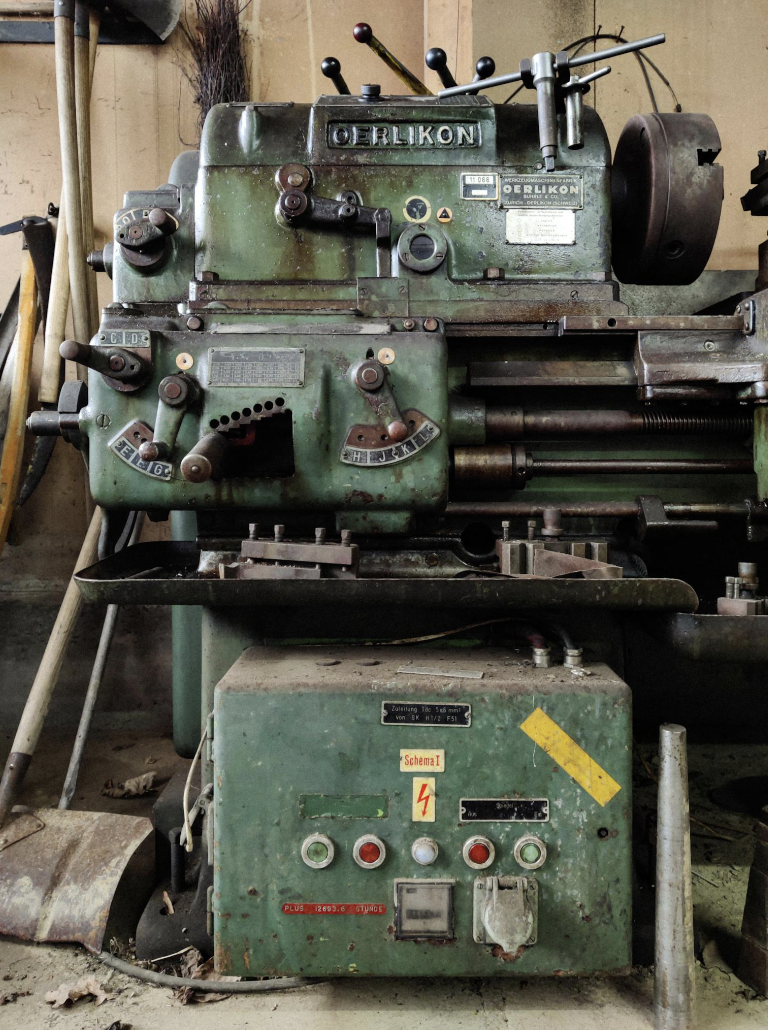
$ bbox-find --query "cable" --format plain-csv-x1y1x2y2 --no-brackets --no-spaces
97,951,320,993
181,725,207,853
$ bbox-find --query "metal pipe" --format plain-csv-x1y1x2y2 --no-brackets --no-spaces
654,724,696,1030
58,512,145,810
445,501,751,518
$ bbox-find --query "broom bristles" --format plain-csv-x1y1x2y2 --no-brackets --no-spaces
182,0,253,133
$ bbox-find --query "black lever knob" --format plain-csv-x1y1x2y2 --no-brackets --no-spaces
321,56,350,95
425,47,456,88
60,339,148,383
474,56,496,81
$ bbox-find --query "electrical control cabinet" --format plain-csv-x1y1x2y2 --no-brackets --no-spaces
213,647,631,977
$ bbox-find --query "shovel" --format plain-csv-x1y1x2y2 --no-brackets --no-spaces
0,509,153,952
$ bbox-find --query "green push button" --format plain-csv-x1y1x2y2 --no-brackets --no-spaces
520,842,542,865
306,841,329,863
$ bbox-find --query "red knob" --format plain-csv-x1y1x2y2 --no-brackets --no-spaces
353,22,372,43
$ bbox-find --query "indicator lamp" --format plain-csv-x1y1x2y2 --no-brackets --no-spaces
462,835,495,869
353,834,386,869
514,834,547,870
411,837,439,865
301,833,335,869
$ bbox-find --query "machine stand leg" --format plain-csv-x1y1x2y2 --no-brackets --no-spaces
738,805,768,995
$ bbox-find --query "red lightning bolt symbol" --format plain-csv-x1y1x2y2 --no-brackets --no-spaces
417,782,431,816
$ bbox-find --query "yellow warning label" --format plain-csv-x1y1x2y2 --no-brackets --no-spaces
437,206,453,223
400,749,445,773
412,777,436,821
519,708,621,807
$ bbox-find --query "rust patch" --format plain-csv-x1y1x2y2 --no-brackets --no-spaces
348,943,355,951
491,944,525,962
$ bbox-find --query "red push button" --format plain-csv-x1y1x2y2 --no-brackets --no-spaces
468,842,490,866
359,842,381,864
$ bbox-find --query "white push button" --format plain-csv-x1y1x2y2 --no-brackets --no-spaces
411,837,439,866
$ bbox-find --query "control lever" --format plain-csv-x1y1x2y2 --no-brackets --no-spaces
467,55,496,95
275,165,392,277
321,57,350,95
60,338,149,387
438,33,665,169
180,432,229,484
562,65,611,150
117,205,178,271
353,359,408,442
425,48,456,89
353,22,432,95
138,375,199,463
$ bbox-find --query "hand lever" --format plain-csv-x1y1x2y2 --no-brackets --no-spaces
138,375,198,462
353,22,433,96
60,338,148,386
438,32,664,96
562,65,611,150
425,48,456,89
473,56,496,82
321,56,350,95
353,359,408,442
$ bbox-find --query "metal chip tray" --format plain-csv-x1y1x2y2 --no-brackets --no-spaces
74,541,698,610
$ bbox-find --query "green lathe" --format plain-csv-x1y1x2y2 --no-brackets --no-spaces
28,21,768,980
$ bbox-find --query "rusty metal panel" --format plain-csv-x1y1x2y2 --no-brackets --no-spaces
0,809,152,953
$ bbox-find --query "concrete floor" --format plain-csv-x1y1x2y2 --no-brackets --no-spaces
0,727,766,1029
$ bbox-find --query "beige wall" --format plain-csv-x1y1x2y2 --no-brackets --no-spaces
0,0,764,593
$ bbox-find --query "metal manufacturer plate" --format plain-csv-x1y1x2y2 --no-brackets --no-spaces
207,347,304,387
459,798,550,822
341,419,440,466
381,701,471,727
501,173,583,209
282,903,386,915
99,328,150,347
506,208,575,245
460,172,498,200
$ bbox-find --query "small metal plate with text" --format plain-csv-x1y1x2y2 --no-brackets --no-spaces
381,701,471,727
207,347,304,387
460,798,550,822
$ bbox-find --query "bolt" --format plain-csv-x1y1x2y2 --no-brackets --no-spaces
402,318,416,330
287,172,304,186
361,367,379,384
424,317,439,332
483,267,505,280
163,381,182,401
109,354,126,372
99,334,106,341
128,224,143,239
760,150,767,161
186,315,203,331
315,527,326,545
541,508,564,538
425,552,440,567
704,340,716,351
274,524,285,542
501,520,510,542
341,529,352,547
95,413,111,429
248,523,259,540
527,520,537,540
283,193,303,211
570,289,579,300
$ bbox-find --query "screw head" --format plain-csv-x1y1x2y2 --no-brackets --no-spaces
402,318,416,330
361,367,379,384
163,381,182,400
186,315,203,331
95,413,111,429
109,354,126,372
424,317,439,332
287,172,303,186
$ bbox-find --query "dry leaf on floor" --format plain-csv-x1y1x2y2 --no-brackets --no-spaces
1,991,31,1004
173,954,240,1004
44,977,110,1008
102,772,157,799
144,756,158,765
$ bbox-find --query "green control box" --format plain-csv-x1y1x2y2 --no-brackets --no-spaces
213,647,631,977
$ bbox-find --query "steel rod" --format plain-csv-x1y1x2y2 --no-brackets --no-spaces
445,501,751,518
533,458,753,475
485,409,753,439
654,724,696,1030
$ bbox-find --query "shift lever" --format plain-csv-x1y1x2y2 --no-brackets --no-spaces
354,22,432,96
321,57,350,95
425,48,456,89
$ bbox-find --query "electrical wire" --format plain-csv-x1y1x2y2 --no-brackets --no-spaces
97,951,320,993
181,726,207,853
